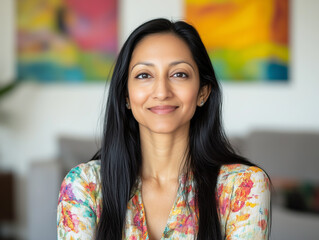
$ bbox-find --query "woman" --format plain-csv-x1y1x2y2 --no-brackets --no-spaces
57,18,271,240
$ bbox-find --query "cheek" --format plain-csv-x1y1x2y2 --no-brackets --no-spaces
129,88,147,107
178,86,199,107
128,87,149,122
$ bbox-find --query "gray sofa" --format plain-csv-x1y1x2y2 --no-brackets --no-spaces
27,130,319,240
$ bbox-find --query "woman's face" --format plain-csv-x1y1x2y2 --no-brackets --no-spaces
127,33,206,134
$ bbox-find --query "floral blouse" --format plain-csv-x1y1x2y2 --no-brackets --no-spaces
57,160,270,239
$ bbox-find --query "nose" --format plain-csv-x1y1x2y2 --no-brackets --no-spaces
151,75,173,100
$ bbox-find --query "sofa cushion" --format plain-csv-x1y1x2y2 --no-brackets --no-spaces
242,130,319,181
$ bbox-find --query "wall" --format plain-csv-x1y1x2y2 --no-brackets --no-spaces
223,0,319,134
0,0,319,239
0,0,14,86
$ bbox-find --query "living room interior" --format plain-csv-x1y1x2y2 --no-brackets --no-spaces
0,0,319,239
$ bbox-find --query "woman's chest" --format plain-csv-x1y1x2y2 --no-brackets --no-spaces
123,176,198,239
141,180,179,240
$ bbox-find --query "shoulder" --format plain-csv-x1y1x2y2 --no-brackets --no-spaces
216,164,271,217
63,160,101,184
57,160,102,238
217,164,271,238
217,164,270,192
58,160,102,205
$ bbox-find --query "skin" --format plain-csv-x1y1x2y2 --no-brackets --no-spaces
127,33,210,240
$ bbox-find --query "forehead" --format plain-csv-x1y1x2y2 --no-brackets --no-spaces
129,33,196,67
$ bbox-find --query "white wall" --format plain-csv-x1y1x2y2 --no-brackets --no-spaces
0,0,15,86
0,0,319,239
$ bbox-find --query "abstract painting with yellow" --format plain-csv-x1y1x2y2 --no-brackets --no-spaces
17,0,117,82
186,0,289,81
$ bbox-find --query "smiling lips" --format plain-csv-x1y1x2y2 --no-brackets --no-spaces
148,105,178,114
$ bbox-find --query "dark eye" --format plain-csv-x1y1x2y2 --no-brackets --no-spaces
172,72,188,78
136,73,151,79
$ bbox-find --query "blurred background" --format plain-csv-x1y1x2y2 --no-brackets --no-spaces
0,0,319,239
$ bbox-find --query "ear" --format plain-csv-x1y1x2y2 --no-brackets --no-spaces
197,84,211,107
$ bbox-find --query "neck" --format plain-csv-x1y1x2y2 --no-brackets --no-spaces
139,126,189,182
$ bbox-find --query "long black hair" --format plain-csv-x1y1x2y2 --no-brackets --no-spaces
92,18,261,239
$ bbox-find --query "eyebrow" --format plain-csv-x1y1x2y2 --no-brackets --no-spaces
130,60,195,72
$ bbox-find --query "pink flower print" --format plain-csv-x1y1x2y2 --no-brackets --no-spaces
170,214,196,234
258,219,267,231
61,205,80,233
217,184,224,198
59,182,77,203
84,182,96,193
219,196,230,216
133,213,142,230
232,173,254,212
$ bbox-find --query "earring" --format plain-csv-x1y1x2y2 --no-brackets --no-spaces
200,100,204,106
126,102,130,109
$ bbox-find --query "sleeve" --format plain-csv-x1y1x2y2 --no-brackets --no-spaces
219,166,271,240
57,164,99,240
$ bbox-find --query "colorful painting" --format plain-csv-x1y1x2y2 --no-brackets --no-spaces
186,0,289,82
17,0,117,82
